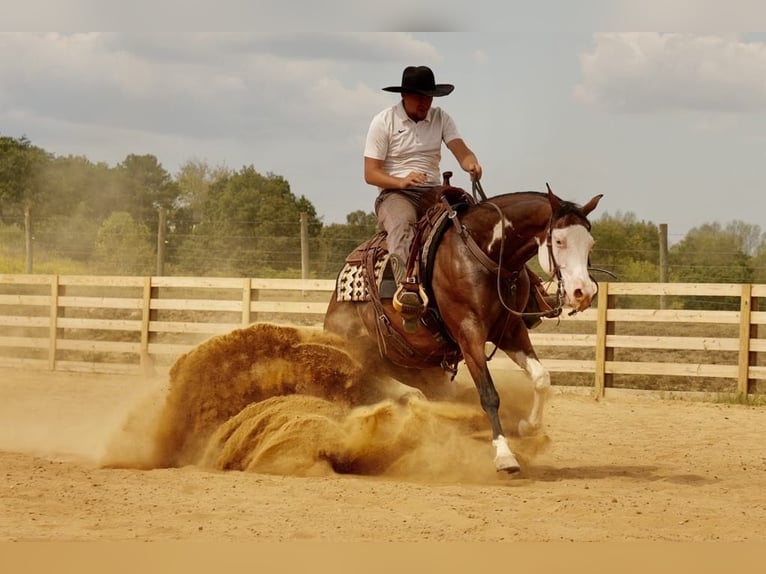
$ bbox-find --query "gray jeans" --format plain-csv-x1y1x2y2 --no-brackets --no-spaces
374,189,426,263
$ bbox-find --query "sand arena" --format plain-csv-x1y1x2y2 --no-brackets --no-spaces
1,322,765,541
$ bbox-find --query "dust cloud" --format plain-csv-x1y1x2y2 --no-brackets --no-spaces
101,322,550,481
0,370,160,463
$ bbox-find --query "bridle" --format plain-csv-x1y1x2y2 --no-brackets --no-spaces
441,181,605,361
489,202,567,320
468,179,603,319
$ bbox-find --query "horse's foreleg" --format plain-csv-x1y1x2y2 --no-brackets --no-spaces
509,351,551,437
463,349,520,473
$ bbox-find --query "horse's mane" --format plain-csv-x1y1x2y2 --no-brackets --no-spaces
487,190,547,201
552,198,594,230
483,191,593,230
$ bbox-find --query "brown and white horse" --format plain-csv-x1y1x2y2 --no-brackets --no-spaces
324,186,602,472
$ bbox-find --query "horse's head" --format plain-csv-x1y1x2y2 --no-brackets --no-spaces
537,186,603,313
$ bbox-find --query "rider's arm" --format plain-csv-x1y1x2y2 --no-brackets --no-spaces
364,157,428,190
446,138,483,180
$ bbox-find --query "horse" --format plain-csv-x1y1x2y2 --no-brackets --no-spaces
324,183,603,473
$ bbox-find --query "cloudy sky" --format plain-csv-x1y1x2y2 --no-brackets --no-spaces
3,3,766,243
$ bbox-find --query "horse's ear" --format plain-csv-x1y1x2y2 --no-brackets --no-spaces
580,194,604,216
546,182,562,212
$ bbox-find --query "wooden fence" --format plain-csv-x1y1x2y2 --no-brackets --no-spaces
0,274,764,396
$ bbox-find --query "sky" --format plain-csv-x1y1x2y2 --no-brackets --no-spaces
3,2,766,244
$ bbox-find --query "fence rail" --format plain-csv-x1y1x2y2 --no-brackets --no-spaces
0,274,763,396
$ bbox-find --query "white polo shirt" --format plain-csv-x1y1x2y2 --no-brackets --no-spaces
364,101,461,188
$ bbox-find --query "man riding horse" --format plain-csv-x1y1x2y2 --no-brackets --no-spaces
364,65,551,332
327,66,601,473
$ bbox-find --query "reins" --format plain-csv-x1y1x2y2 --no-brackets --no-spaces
441,183,569,362
472,177,488,202
468,178,567,321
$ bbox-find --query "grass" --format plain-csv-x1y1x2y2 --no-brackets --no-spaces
711,392,766,406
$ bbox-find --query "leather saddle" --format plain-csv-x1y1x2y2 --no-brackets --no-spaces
333,182,475,373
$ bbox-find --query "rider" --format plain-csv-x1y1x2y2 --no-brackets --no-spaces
364,65,482,325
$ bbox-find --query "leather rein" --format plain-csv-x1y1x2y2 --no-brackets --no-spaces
443,181,569,322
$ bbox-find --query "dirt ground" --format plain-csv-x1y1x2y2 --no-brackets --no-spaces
1,324,765,543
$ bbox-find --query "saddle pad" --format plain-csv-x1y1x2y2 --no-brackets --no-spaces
336,255,389,302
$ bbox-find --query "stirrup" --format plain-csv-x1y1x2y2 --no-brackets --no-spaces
393,282,428,333
393,288,422,334
393,288,422,314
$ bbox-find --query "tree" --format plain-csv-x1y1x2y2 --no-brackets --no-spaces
670,223,753,284
590,212,660,282
753,244,766,284
0,135,51,221
0,135,53,271
166,160,233,270
723,220,764,257
669,223,754,309
93,212,155,275
33,155,115,261
173,165,322,276
316,210,377,277
117,154,179,233
175,159,232,222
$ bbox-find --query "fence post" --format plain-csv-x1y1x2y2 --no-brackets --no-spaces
242,278,252,326
593,281,610,398
156,207,166,276
658,223,668,309
737,283,754,396
48,274,59,371
251,282,261,324
24,206,33,274
140,276,154,376
300,212,309,281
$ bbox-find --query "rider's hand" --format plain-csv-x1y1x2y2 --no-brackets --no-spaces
467,162,483,181
399,171,429,189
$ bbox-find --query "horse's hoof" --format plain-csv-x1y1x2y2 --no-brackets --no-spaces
492,435,521,473
495,454,521,474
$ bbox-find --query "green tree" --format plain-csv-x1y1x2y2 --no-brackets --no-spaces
0,135,53,271
670,223,753,284
117,154,179,232
93,212,155,275
173,166,322,276
33,155,117,261
753,244,766,284
669,223,754,309
723,220,764,257
37,155,106,218
175,159,232,222
0,135,51,222
165,160,233,270
590,212,660,282
316,210,377,277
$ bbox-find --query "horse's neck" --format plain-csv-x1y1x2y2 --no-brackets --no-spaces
463,193,550,264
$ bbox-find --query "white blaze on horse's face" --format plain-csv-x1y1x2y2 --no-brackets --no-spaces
537,225,597,311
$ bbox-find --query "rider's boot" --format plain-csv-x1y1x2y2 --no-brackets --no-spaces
389,254,425,333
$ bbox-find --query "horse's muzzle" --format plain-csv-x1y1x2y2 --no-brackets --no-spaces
568,281,597,312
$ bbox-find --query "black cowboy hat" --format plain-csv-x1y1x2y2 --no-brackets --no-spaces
382,65,454,97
